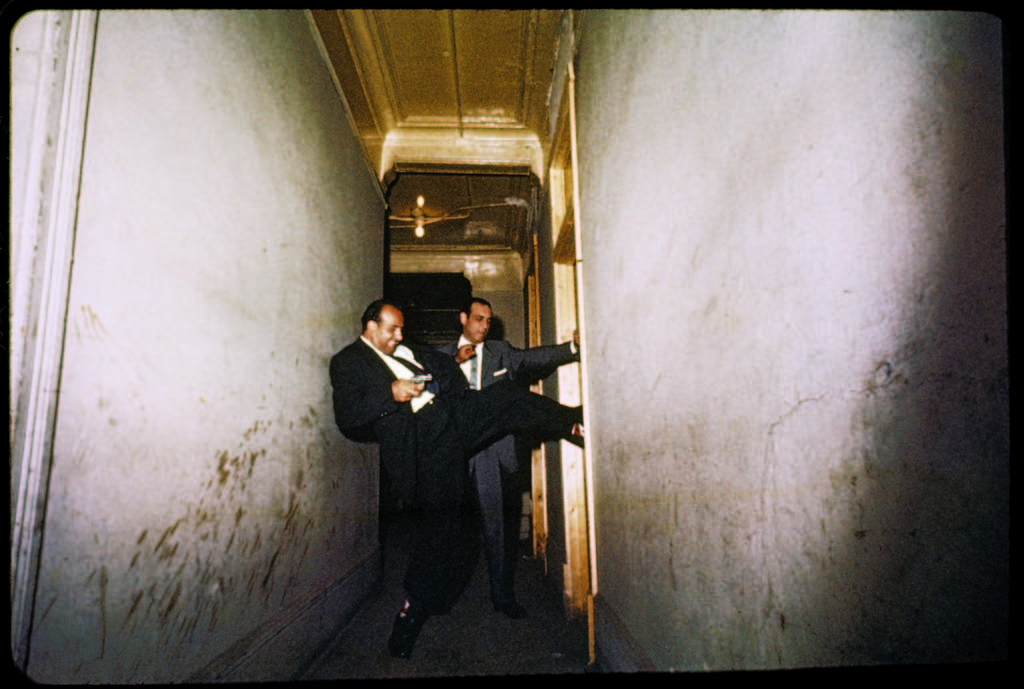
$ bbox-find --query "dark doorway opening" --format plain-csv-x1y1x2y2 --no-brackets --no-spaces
383,272,472,347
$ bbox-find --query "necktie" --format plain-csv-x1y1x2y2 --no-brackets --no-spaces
468,350,479,389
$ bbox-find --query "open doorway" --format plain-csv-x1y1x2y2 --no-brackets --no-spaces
383,272,471,347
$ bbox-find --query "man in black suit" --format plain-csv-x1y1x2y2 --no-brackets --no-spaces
329,299,583,659
439,297,580,619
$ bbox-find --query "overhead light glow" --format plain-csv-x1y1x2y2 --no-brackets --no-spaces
413,195,426,237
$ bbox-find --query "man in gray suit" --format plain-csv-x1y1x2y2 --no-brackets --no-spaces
439,297,580,618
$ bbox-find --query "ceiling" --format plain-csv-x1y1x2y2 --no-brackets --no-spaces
310,9,566,258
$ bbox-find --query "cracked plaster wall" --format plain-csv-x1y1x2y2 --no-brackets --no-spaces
575,11,1007,669
24,11,384,683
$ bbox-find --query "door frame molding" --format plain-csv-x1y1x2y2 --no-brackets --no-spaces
547,28,598,663
566,58,600,661
9,9,98,672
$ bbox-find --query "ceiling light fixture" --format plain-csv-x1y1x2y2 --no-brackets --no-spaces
388,194,528,238
414,195,425,237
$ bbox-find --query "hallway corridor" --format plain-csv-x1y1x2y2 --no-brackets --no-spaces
297,511,592,679
10,12,1006,680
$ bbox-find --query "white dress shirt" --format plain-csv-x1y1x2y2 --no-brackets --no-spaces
361,337,435,412
457,335,483,390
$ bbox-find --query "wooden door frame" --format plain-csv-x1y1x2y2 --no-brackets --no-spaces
547,52,598,661
526,234,550,571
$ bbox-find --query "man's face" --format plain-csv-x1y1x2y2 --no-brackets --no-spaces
460,302,492,345
365,305,404,355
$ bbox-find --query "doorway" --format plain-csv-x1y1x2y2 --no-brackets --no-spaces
384,272,471,347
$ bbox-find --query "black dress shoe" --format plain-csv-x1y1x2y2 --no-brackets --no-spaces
387,600,430,659
493,598,528,619
566,422,585,449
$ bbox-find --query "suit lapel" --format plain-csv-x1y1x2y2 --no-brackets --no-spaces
357,338,399,382
483,341,504,380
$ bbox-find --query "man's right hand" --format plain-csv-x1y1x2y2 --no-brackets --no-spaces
455,343,477,364
392,379,425,402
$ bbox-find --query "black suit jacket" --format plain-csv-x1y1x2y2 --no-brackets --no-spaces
329,338,465,504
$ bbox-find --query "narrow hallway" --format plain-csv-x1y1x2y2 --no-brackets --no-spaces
297,510,592,679
9,11,1006,681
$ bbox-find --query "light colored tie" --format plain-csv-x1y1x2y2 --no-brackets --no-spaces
468,349,479,389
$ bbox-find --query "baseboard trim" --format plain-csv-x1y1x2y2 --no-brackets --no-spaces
188,546,383,683
592,594,657,673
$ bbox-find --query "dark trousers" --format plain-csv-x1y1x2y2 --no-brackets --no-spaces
402,380,579,612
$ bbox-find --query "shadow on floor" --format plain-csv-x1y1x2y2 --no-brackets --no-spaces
298,510,593,679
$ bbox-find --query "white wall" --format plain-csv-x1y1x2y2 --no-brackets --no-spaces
7,11,48,420
22,10,385,683
575,11,1007,669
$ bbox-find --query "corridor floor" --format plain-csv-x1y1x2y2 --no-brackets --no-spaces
297,511,592,679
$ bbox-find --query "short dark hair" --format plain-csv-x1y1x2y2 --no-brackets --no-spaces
461,297,492,317
361,299,402,331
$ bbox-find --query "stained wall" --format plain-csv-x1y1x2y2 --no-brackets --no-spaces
574,11,1007,668
25,10,385,682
